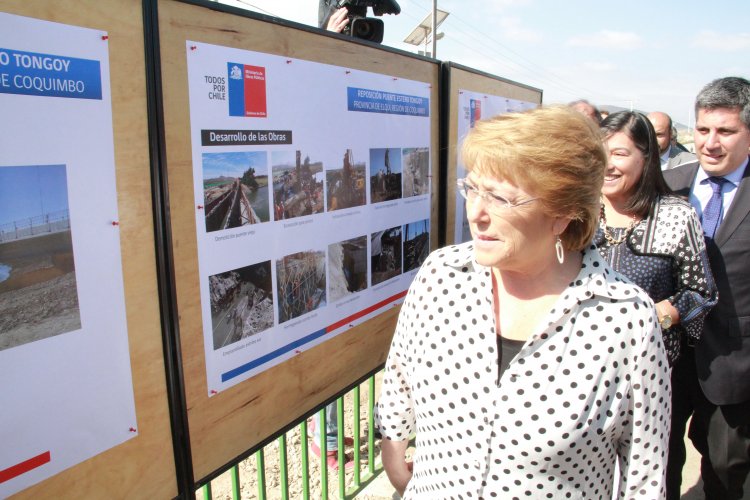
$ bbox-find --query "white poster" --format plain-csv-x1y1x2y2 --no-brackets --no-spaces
186,41,432,394
453,90,537,243
0,13,136,497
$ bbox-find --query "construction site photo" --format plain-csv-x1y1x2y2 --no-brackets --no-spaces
370,225,402,286
276,250,326,324
369,147,402,203
209,260,274,350
327,235,368,303
403,219,430,273
402,147,429,198
325,149,367,211
0,165,81,351
271,151,324,221
202,151,270,233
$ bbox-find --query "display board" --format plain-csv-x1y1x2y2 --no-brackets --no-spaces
156,0,439,481
0,1,176,499
442,63,542,245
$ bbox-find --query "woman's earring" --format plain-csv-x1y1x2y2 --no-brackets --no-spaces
555,236,564,264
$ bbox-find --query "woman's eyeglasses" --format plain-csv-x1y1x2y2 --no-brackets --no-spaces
456,178,537,214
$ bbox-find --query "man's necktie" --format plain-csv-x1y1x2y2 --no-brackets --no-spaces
701,176,729,240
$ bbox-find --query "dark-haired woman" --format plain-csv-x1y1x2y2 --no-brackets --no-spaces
596,111,718,365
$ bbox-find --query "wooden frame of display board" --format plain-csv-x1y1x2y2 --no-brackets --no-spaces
152,0,440,486
1,1,177,498
440,62,542,246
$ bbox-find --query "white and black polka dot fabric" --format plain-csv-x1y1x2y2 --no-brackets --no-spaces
375,243,671,499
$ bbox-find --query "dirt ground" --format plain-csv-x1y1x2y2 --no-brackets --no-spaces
0,230,81,351
0,271,81,351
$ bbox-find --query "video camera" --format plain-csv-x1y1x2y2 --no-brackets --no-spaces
335,0,401,44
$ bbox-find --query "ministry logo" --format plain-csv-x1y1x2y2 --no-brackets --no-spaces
227,62,267,117
229,65,242,80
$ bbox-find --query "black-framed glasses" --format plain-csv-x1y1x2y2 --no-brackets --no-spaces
456,178,537,214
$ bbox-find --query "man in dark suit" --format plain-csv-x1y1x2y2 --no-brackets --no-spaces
664,76,750,499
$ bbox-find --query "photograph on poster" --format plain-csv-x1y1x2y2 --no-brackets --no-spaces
203,151,270,232
276,249,326,324
271,151,324,221
326,149,367,212
210,260,273,350
402,147,429,198
371,226,402,286
0,165,81,352
403,219,430,273
328,235,368,303
369,148,402,203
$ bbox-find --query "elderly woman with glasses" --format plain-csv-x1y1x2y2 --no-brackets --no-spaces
375,106,671,498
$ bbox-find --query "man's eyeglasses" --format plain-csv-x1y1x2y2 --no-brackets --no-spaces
456,178,537,214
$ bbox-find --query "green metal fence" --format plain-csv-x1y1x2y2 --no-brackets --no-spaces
196,372,384,499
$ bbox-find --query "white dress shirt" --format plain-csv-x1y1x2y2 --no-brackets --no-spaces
689,158,749,223
660,146,672,169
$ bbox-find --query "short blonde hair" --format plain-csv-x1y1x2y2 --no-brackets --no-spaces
461,106,606,251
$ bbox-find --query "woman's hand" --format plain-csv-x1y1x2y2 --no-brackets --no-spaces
381,437,413,497
656,300,680,326
326,7,350,33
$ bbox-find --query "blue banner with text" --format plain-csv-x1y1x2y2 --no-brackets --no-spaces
347,87,429,117
0,48,102,100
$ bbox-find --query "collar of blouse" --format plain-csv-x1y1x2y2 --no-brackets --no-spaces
446,243,639,307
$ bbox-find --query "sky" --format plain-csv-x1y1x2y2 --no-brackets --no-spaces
405,218,429,240
217,0,749,129
371,148,403,174
203,151,269,179
0,165,69,225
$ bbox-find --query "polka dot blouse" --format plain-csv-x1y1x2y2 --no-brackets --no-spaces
375,243,671,499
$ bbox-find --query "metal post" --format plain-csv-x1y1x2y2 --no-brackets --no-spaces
319,407,328,500
368,376,376,474
300,421,310,500
337,398,346,499
353,385,361,485
256,450,267,500
279,434,289,500
230,466,240,500
432,0,437,58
